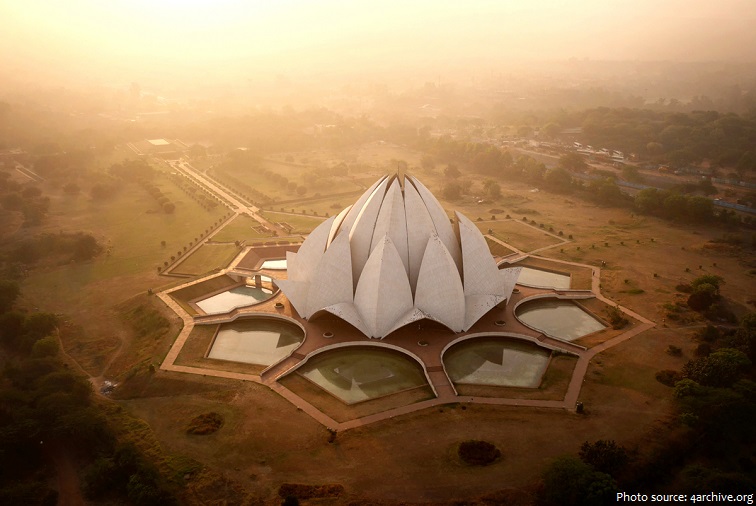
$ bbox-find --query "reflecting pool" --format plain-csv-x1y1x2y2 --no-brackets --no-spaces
196,285,273,314
261,259,287,270
516,266,571,289
515,298,605,341
208,319,303,366
297,347,427,404
445,338,550,387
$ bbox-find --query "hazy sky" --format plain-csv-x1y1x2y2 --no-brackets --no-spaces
2,0,756,88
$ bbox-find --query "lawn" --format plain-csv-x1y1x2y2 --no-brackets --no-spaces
259,211,326,234
267,195,355,217
476,219,565,252
485,236,517,257
171,243,241,276
209,215,273,243
20,178,226,373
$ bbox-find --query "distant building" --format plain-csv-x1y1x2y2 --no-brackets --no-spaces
129,138,187,159
0,148,29,167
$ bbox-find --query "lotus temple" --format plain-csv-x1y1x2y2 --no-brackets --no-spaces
159,173,653,430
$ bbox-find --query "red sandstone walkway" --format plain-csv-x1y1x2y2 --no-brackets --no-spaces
158,220,656,432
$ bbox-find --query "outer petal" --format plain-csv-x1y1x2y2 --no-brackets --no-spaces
370,178,409,276
348,177,390,288
403,179,436,293
457,211,502,295
353,236,414,338
407,176,462,273
304,230,354,318
414,234,465,332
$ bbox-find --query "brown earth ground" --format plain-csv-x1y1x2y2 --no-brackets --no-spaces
12,144,756,504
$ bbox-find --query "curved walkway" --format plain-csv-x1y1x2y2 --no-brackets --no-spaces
159,234,655,433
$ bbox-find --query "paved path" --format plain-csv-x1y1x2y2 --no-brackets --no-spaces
173,159,288,236
157,204,656,432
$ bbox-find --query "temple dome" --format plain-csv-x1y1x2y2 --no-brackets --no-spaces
276,174,520,339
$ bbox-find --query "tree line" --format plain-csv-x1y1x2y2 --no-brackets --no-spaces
0,280,177,505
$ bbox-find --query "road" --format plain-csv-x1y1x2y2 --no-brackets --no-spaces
169,158,289,236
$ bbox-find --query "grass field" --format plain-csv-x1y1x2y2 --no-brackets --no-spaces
172,243,241,276
267,195,356,217
485,236,517,257
476,219,565,252
259,211,326,234
209,215,272,243
19,175,226,373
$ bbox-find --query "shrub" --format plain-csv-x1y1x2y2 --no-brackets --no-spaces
458,440,500,466
579,440,629,477
605,306,629,329
186,412,223,435
667,345,683,356
656,369,682,387
695,343,711,357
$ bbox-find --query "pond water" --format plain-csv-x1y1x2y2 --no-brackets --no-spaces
261,259,287,270
208,319,303,366
196,285,273,314
515,298,605,341
444,338,551,388
297,347,428,404
516,266,571,289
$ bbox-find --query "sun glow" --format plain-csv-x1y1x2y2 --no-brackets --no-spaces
2,0,754,87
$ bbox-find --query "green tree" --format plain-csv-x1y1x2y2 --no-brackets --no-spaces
442,182,462,200
23,313,57,341
634,188,664,214
544,168,573,192
691,274,724,292
74,234,102,261
539,456,617,506
682,348,751,387
542,122,562,139
421,155,436,172
0,280,20,313
483,180,501,199
579,440,629,477
444,164,461,179
621,166,644,183
559,152,588,172
31,336,59,358
686,196,713,222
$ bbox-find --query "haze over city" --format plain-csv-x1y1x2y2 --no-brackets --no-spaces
3,0,756,91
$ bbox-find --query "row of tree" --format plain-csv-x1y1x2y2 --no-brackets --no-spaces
548,108,756,173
